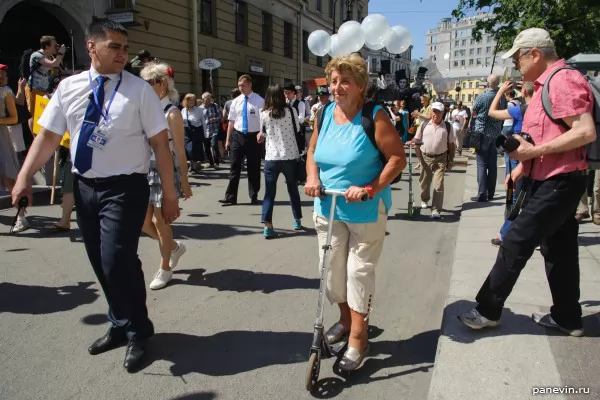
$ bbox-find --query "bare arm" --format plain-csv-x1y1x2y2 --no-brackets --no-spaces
305,113,320,186
489,82,513,121
14,78,26,107
167,110,189,184
371,110,407,192
537,113,596,155
38,54,64,69
226,120,234,147
0,94,18,125
149,130,177,200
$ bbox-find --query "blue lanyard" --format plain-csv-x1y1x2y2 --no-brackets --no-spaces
88,71,122,123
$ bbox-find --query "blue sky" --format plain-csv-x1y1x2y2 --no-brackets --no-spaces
368,0,459,59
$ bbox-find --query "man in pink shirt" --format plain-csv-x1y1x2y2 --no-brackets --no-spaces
459,28,597,336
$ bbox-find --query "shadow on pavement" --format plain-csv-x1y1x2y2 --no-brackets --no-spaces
311,327,437,398
442,300,600,343
146,331,310,377
81,313,108,325
172,268,319,293
0,281,99,314
169,392,218,400
173,223,259,240
0,214,81,239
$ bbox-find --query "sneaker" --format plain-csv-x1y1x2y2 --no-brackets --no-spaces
458,308,500,330
420,201,428,209
149,269,173,290
170,241,186,269
491,238,502,247
263,227,277,239
431,211,441,219
293,219,302,230
532,312,584,337
12,217,29,233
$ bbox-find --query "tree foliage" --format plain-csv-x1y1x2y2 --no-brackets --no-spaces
452,0,600,59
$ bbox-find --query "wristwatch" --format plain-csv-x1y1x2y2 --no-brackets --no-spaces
363,184,375,200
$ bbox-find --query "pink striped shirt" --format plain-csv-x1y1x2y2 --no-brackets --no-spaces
522,59,594,181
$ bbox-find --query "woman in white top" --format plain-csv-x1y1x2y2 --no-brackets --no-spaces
257,84,303,238
0,64,20,193
181,93,206,172
140,62,192,290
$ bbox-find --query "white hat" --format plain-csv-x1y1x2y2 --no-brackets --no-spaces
449,104,455,109
431,102,445,112
502,28,555,59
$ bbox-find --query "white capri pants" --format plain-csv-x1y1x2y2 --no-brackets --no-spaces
313,200,388,315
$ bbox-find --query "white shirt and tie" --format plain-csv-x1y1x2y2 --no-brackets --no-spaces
37,67,168,178
228,92,264,133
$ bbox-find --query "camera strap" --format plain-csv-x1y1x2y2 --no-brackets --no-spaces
506,159,534,221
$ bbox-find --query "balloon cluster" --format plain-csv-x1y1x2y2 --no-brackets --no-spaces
307,14,412,58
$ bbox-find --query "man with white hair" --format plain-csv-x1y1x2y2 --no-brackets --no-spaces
459,28,596,337
471,73,507,202
201,91,222,168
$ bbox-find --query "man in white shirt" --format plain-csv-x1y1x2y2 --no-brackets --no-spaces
220,74,265,205
11,21,179,373
451,101,468,155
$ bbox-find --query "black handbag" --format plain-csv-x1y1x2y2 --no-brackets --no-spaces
468,130,483,151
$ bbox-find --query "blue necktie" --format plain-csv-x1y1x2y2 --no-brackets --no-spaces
75,76,108,174
242,96,249,134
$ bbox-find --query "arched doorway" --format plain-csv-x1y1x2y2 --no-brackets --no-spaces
0,0,86,90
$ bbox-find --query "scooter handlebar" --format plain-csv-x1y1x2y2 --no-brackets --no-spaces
320,189,368,202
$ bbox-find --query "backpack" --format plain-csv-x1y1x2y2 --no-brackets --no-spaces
19,49,41,80
420,119,453,151
541,67,600,169
317,100,402,184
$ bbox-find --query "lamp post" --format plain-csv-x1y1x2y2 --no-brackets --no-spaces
332,0,355,33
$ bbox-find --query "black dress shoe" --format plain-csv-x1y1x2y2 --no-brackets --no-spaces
123,339,147,372
470,196,487,202
250,197,261,205
218,199,237,206
88,328,127,355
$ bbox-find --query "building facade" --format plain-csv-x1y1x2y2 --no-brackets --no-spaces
0,0,368,104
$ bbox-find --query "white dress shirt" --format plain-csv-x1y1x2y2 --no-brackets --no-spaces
260,108,300,161
38,67,168,178
289,99,306,124
181,106,205,129
228,92,265,133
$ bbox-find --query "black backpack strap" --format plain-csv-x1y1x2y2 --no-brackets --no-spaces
288,105,299,135
317,102,333,135
444,121,452,148
542,66,573,131
164,103,174,113
361,101,387,164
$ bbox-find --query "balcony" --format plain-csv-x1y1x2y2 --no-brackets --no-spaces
104,0,141,27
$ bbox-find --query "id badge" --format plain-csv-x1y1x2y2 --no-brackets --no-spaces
87,125,108,150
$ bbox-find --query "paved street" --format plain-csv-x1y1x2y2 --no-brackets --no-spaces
0,157,467,400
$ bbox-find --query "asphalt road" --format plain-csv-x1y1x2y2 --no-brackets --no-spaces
0,155,467,400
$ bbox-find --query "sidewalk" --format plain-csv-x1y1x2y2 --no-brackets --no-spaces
428,157,600,400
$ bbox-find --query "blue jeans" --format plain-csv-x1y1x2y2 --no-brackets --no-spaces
261,160,303,224
476,140,498,199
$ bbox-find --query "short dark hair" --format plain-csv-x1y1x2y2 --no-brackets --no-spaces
507,90,516,98
40,36,56,49
86,20,128,41
283,84,296,93
231,88,241,98
238,74,252,84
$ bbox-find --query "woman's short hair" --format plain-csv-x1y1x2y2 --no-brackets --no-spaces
139,62,179,103
325,53,369,97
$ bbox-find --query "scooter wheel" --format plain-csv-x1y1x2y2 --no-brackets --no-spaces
305,352,320,392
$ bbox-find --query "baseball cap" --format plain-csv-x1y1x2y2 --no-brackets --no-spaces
502,28,555,59
431,102,445,112
317,86,329,96
449,104,455,109
0,64,8,71
295,85,303,92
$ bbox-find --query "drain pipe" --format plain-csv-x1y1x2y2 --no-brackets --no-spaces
191,0,200,95
297,4,303,85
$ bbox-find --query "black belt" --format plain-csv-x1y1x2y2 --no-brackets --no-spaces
75,173,146,185
235,130,258,135
423,151,448,158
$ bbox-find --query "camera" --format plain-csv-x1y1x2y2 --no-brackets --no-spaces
496,132,534,153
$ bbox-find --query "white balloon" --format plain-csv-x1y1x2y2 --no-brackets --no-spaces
307,30,332,57
361,14,390,47
364,29,392,51
443,53,450,61
338,21,365,53
385,25,412,54
328,34,347,58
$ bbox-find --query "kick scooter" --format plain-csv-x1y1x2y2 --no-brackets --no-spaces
305,189,367,392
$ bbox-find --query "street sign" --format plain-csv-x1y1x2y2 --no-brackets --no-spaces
199,58,221,70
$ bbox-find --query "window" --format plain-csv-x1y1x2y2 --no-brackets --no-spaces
485,57,491,65
262,12,272,52
486,46,491,54
476,58,482,65
234,0,247,44
469,82,473,88
461,60,465,66
474,94,478,101
455,40,459,47
477,48,482,55
470,39,475,45
110,0,134,8
329,0,334,18
454,50,459,57
487,36,493,43
462,39,466,46
284,21,293,58
303,30,309,63
469,48,474,56
453,61,459,67
317,56,323,67
462,94,466,102
468,94,472,102
371,57,378,72
469,59,474,66
316,0,322,12
200,0,213,34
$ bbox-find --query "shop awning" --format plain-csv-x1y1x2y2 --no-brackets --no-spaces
306,77,328,91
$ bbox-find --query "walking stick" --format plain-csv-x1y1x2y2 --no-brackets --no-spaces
50,149,59,204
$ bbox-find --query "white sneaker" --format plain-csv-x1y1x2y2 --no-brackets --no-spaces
420,201,428,209
431,211,441,219
149,269,173,290
12,217,29,233
170,240,186,269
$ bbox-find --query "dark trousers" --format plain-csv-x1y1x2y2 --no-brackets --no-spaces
185,126,206,163
475,173,587,330
210,135,220,164
73,174,154,340
476,141,498,199
261,160,303,223
202,136,214,165
225,131,261,202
